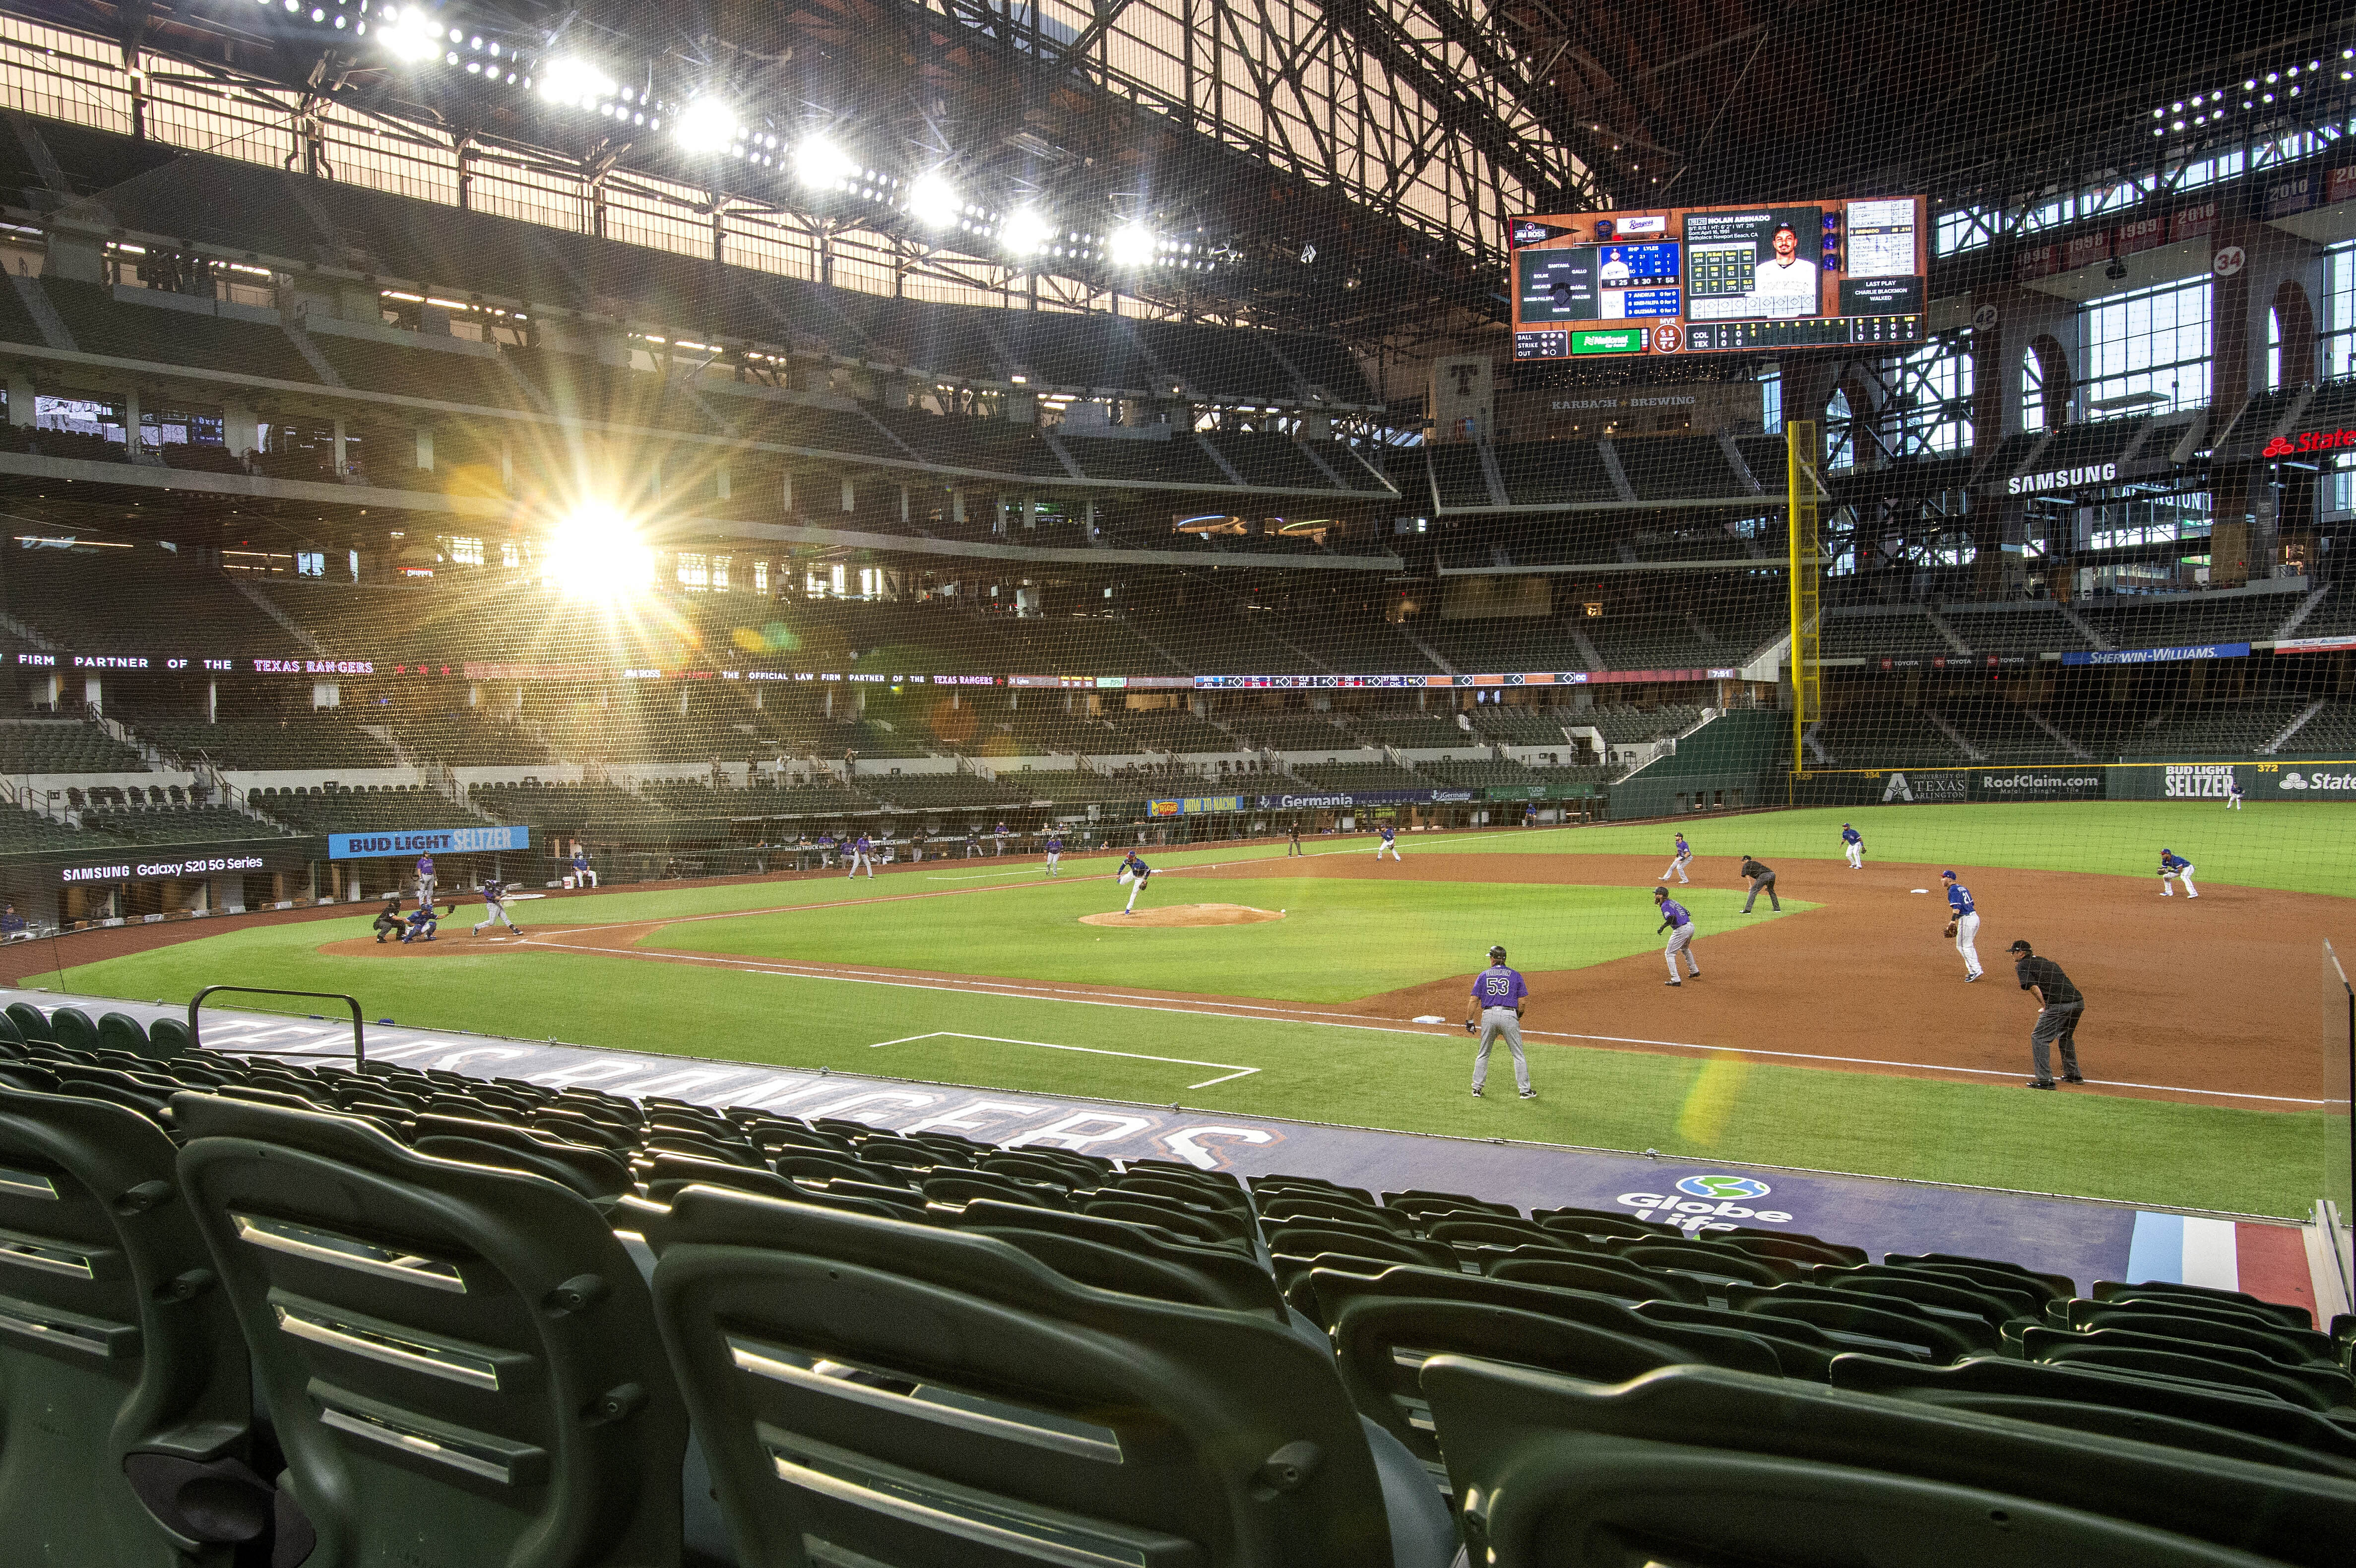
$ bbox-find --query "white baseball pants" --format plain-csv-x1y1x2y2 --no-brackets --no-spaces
1471,1007,1528,1094
1955,911,1982,977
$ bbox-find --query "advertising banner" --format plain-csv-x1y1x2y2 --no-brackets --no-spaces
1254,789,1481,811
1970,769,2108,801
1144,796,1247,818
327,825,532,860
49,837,318,885
1876,770,1971,804
2060,642,2249,668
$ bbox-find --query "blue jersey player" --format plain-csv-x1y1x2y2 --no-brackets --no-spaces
1376,820,1402,862
1841,821,1864,870
1662,832,1692,885
399,902,440,943
1465,944,1533,1099
1654,886,1700,984
1942,870,1982,980
1119,850,1151,913
2159,848,2198,899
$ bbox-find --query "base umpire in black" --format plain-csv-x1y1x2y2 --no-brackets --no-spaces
1737,854,1780,913
2010,939,2085,1089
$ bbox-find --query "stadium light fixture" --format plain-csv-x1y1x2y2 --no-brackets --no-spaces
905,173,960,228
675,97,740,155
377,5,442,62
794,135,857,190
545,504,655,602
536,56,614,109
1106,222,1155,266
999,207,1053,257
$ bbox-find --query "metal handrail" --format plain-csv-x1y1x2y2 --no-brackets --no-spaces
189,985,365,1064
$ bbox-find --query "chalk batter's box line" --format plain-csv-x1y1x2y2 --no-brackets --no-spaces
514,934,2320,1107
870,1031,1259,1090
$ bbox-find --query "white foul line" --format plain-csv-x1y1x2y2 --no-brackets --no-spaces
511,934,2317,1106
869,1030,1259,1090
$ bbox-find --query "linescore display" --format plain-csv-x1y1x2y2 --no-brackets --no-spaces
1509,196,1928,360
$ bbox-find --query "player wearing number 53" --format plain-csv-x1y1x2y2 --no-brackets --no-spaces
1465,945,1533,1100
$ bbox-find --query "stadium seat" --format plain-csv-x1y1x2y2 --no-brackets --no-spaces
1830,1354,2356,1479
171,1092,693,1568
4,1003,50,1042
0,1081,262,1567
1311,1265,1783,1467
410,1113,635,1200
2018,1325,2353,1411
45,1007,100,1055
648,1183,1461,1568
2095,1279,2317,1330
1724,1282,2000,1360
1485,1252,1712,1306
1424,1355,2356,1567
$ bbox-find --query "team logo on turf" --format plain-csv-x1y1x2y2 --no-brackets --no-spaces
1673,1174,1772,1200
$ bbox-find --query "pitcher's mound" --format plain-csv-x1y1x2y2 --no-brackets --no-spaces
1079,903,1283,929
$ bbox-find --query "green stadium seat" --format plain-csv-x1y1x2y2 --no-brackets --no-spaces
409,1114,634,1200
2018,1325,2353,1410
141,1017,192,1059
1486,1252,1712,1306
2095,1280,2317,1330
1250,1173,1378,1207
1311,1264,1783,1467
1259,1193,1420,1234
1886,1250,2074,1301
1417,1357,2356,1568
944,1197,1289,1317
1831,1353,2356,1479
0,1081,261,1567
2047,1301,2340,1368
1533,1207,1681,1242
648,1183,1461,1568
94,1012,150,1058
171,1092,693,1568
1725,1282,2001,1360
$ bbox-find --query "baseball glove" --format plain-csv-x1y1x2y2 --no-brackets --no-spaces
1463,1020,1478,1035
1943,921,1958,939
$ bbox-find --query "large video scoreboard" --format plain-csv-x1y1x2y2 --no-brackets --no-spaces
1509,196,1928,360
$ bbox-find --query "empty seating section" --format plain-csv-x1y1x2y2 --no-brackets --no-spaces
79,801,280,843
1817,705,1968,767
1471,706,1575,745
1615,436,1752,500
1348,711,1477,749
1203,431,1343,490
3,1015,2341,1568
1823,608,1956,659
1584,610,1716,671
2286,701,2356,755
1943,603,2094,653
1423,444,1491,507
135,719,392,770
1425,757,1539,786
305,329,527,409
2078,593,2304,650
1421,618,1592,672
1290,759,1428,791
0,720,147,773
1130,607,1323,674
859,770,1035,810
34,279,322,384
2,549,304,656
0,800,95,850
1228,713,1357,752
866,407,1062,476
2033,415,2149,472
1061,432,1231,487
255,782,455,832
2115,700,2309,756
1936,699,2083,763
2211,386,2304,453
1586,704,1701,745
1101,709,1237,753
386,714,551,766
1494,440,1621,505
467,780,685,838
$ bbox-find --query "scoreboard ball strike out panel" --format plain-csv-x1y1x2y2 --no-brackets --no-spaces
1509,196,1928,360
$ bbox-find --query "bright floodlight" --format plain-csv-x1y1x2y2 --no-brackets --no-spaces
537,57,613,107
1106,222,1155,266
999,208,1053,256
545,504,654,602
905,173,960,228
675,97,739,154
379,5,441,61
793,135,857,188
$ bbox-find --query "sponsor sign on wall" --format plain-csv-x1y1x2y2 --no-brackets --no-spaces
2060,642,2249,668
1254,789,1480,811
1879,770,1970,804
48,837,317,884
2162,764,2240,800
1975,770,2107,801
326,825,532,860
2269,768,2356,796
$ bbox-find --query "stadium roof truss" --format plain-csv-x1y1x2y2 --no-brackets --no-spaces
0,0,1592,340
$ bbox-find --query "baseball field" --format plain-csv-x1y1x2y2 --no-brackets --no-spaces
22,801,2355,1218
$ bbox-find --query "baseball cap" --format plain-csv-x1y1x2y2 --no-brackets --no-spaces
1941,869,1957,879
2008,940,2033,954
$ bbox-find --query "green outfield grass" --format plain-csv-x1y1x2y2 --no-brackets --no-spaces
35,794,2349,1218
643,877,1802,1003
